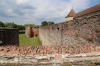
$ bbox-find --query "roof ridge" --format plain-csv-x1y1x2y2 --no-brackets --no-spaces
75,4,100,17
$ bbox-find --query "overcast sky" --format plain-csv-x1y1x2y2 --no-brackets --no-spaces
0,0,100,25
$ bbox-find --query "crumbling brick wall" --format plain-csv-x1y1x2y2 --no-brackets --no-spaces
39,11,100,45
32,27,39,37
25,26,33,38
25,26,39,38
0,28,19,46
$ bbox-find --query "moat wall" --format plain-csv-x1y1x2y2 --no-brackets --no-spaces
25,26,39,38
39,11,100,45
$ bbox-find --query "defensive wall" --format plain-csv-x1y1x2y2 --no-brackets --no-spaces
39,10,100,45
0,4,100,66
25,26,39,38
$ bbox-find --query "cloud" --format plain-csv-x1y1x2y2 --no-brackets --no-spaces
16,0,28,4
0,0,99,25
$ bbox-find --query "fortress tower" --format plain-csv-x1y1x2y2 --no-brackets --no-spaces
65,8,76,21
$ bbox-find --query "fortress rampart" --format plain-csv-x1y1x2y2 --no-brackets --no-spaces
39,10,100,45
0,4,100,66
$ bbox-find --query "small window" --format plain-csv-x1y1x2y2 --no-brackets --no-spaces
57,28,59,30
35,35,38,36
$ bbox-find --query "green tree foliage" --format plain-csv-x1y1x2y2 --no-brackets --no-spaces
0,21,5,27
4,22,17,28
24,24,35,27
17,25,25,30
48,21,54,25
41,21,54,26
41,21,48,26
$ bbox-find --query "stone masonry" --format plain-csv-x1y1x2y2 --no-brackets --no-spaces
0,4,100,66
0,44,100,65
39,4,100,45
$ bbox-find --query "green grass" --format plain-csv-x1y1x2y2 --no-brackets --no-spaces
19,34,41,46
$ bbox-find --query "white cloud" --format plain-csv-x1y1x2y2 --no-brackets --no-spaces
16,0,28,4
0,0,99,25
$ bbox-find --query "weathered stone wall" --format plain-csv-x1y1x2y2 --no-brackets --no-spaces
25,26,33,38
25,26,39,38
0,28,19,46
0,45,100,66
39,11,100,45
1,52,100,66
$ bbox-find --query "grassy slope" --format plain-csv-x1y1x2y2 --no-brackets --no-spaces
19,34,41,46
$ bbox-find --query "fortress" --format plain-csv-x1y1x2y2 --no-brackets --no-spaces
39,4,100,45
26,4,100,45
0,4,100,66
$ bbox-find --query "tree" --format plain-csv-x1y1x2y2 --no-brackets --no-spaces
0,21,5,27
41,21,55,26
41,21,48,26
12,22,17,28
4,22,17,28
48,21,54,25
17,25,25,30
24,24,35,27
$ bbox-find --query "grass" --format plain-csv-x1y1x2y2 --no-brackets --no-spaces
19,33,41,46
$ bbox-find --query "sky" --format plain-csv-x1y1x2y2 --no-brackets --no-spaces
0,0,100,25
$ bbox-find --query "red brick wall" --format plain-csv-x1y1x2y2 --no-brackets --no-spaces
32,27,39,36
25,26,39,38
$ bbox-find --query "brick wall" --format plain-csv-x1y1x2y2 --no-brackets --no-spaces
0,28,19,46
39,11,100,45
25,26,39,38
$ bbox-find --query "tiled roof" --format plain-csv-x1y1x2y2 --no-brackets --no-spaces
65,8,76,18
75,4,100,17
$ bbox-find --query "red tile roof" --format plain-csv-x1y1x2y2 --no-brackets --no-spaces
65,8,76,18
75,4,100,17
